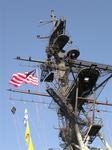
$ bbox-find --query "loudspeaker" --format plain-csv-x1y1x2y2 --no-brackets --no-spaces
67,49,80,59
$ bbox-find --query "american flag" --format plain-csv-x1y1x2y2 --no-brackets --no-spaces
9,70,39,87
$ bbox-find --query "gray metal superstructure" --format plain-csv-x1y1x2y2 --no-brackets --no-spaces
11,11,112,150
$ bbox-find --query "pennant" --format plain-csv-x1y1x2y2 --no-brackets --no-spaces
28,137,34,150
25,120,30,144
24,109,34,149
9,70,39,87
24,108,28,126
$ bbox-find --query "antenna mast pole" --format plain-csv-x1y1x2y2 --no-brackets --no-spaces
50,10,57,28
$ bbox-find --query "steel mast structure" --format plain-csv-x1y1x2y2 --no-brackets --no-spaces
10,11,112,150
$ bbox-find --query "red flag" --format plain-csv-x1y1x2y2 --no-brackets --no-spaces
9,70,39,87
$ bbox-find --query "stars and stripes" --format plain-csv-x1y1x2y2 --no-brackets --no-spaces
9,70,39,87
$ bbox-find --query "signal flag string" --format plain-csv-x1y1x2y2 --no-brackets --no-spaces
24,109,34,150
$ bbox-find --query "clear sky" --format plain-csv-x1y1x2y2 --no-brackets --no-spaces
0,0,112,150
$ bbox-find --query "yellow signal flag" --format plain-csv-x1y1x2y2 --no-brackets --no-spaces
25,120,30,144
28,137,34,150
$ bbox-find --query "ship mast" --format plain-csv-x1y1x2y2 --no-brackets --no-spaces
10,11,112,150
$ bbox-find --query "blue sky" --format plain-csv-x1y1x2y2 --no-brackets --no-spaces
0,0,112,149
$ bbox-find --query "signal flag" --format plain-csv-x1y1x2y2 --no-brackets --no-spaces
25,120,30,144
28,137,34,150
